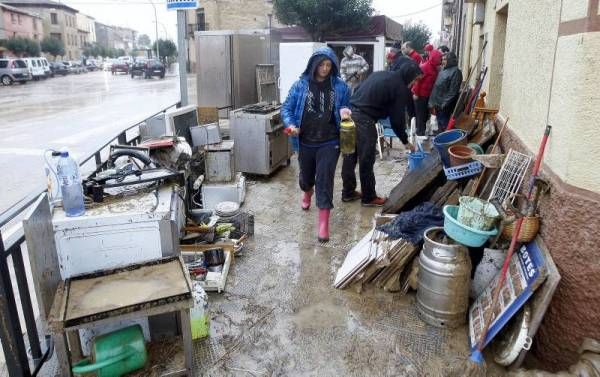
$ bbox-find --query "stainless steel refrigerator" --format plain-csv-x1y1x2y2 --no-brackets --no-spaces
195,30,272,115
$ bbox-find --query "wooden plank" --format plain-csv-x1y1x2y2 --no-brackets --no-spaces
445,189,461,206
47,280,69,333
53,331,73,377
383,149,443,214
66,259,189,322
430,181,458,205
197,107,219,124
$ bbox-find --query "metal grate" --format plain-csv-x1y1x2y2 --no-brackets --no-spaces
488,149,532,205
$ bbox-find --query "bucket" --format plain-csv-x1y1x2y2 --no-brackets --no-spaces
433,129,467,167
457,196,500,231
448,145,475,166
408,151,429,171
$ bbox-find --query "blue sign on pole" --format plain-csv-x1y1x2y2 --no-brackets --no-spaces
166,0,198,11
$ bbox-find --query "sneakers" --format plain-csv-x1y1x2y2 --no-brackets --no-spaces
341,191,362,203
361,196,387,207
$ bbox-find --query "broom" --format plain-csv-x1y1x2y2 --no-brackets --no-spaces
449,125,552,377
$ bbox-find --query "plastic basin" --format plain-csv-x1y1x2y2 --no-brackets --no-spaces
443,205,498,247
434,129,467,167
468,143,485,155
457,196,500,231
448,145,476,167
408,151,429,171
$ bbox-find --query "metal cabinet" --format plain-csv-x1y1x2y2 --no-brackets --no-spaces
230,104,292,175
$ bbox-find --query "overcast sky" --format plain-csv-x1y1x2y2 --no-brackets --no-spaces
62,0,442,46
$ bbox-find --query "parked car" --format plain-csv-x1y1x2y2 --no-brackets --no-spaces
23,57,46,80
50,61,69,76
111,60,130,75
0,58,30,85
117,56,132,65
39,57,52,78
63,61,86,74
130,59,165,79
85,59,99,72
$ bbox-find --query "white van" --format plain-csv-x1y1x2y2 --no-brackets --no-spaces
23,58,46,80
40,57,51,77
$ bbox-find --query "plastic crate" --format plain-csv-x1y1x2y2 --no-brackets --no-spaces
444,161,484,180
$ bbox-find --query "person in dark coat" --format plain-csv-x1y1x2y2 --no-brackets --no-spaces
389,54,418,122
429,52,463,131
281,47,351,243
341,64,422,207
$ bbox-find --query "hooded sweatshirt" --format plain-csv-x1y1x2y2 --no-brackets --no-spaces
412,49,443,98
340,46,370,87
282,47,351,149
429,52,463,111
350,62,423,144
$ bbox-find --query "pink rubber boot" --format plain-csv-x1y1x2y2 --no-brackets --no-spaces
301,189,313,210
318,208,331,243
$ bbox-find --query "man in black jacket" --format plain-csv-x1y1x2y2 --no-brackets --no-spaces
429,52,463,131
341,63,422,207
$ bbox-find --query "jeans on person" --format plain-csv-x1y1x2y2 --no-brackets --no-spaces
298,143,340,209
341,109,379,203
436,108,451,132
414,96,430,136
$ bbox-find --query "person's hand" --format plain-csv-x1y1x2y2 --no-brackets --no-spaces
413,94,419,101
284,126,300,137
340,108,352,120
430,107,437,116
404,142,416,152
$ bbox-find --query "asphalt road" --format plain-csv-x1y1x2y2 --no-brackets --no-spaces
0,68,195,213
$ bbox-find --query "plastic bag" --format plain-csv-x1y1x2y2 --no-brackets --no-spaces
430,115,439,134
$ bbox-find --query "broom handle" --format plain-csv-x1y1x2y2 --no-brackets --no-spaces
475,125,551,352
469,116,509,197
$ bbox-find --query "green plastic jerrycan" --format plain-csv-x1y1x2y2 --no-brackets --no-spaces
72,325,147,377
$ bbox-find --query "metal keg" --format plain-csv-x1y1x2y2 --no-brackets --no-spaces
417,227,472,328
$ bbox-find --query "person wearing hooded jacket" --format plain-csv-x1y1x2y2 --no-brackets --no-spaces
429,52,463,131
341,64,422,207
282,47,352,243
340,45,370,92
412,49,443,135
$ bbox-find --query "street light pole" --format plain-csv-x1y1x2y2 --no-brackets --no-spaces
150,0,160,61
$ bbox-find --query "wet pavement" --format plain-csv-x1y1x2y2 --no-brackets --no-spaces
0,67,195,212
194,149,507,377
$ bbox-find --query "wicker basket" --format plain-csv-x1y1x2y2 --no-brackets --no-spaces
501,216,540,242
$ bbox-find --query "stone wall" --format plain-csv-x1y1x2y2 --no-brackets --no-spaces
496,115,600,370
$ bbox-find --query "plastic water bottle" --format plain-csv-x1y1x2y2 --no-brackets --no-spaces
56,150,85,217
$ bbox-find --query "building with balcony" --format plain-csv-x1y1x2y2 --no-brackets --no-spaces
2,0,80,59
76,13,95,50
442,0,600,371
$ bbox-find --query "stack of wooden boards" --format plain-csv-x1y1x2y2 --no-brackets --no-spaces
334,219,417,293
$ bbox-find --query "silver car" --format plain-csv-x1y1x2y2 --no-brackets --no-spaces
0,58,31,85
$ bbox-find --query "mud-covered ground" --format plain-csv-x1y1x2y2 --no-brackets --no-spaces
196,147,506,377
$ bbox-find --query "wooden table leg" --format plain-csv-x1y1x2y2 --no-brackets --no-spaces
54,331,73,377
179,309,194,376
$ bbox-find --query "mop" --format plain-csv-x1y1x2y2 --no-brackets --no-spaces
447,125,552,377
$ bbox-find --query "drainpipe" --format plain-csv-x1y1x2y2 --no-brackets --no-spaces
462,2,475,81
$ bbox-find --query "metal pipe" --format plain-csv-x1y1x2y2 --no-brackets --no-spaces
177,9,188,106
150,0,160,61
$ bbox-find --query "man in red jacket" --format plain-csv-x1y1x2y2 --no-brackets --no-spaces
402,41,423,64
411,49,443,136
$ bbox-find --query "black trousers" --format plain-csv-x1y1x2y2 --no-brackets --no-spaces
341,109,378,203
298,143,340,209
415,96,430,136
